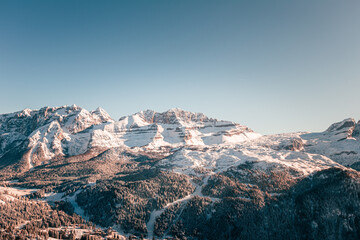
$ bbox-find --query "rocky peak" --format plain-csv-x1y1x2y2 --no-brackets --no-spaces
128,108,213,126
326,118,356,133
19,105,113,134
91,107,113,123
135,109,156,123
325,118,356,140
17,108,32,118
159,108,210,124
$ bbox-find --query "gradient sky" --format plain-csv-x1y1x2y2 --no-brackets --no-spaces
1,1,360,134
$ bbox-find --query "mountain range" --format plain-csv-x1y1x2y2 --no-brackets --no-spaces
1,105,360,239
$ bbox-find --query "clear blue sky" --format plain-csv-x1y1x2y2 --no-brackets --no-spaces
1,1,359,134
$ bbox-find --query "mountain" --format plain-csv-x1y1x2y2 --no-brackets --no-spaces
0,105,260,172
1,105,360,239
0,105,113,171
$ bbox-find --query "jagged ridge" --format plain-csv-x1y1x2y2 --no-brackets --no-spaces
0,106,260,170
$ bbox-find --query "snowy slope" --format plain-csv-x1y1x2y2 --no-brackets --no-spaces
158,136,344,177
301,118,360,167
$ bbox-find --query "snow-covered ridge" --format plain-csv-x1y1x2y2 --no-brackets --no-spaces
301,118,360,167
158,137,344,177
0,105,114,168
108,108,261,147
2,105,360,173
0,106,261,169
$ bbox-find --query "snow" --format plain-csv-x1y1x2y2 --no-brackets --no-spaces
66,189,87,219
301,131,360,166
159,134,344,176
146,209,165,239
87,109,261,151
44,192,66,202
0,185,38,197
27,120,71,166
87,111,261,150
19,109,32,117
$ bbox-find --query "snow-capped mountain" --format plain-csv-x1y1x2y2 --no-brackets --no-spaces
0,106,260,170
1,105,360,175
0,105,113,169
2,105,360,239
252,118,360,169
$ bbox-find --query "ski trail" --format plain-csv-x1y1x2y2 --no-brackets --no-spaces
44,182,96,221
147,192,193,239
146,174,214,239
146,209,166,239
66,189,88,220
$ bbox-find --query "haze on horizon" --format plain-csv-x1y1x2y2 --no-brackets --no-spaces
1,0,360,134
